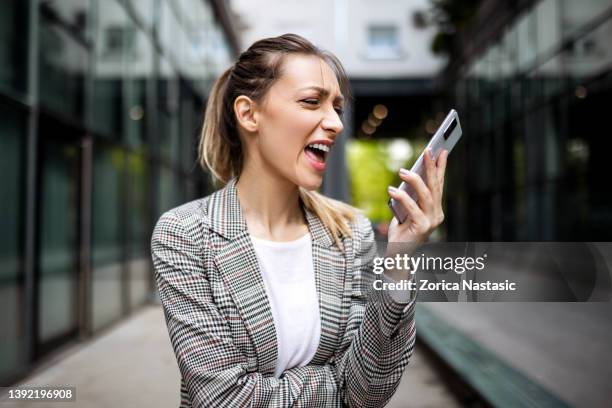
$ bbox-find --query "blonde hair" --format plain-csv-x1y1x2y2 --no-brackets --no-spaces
198,34,357,251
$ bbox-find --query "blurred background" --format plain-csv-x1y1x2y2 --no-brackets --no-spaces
1,0,611,407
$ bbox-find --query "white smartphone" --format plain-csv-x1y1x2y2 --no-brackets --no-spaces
388,109,462,224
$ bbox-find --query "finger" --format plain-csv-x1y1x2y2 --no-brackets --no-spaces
423,148,437,196
390,217,398,229
388,185,427,222
398,168,433,212
436,149,448,189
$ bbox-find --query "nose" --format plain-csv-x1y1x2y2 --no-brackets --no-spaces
321,108,344,136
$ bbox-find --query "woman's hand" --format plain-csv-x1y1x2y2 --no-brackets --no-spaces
386,148,448,259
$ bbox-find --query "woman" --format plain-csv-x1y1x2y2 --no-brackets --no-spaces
151,33,447,407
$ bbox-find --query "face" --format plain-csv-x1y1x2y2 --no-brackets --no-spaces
239,54,345,191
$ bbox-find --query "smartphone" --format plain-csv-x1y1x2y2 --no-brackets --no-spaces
388,109,462,224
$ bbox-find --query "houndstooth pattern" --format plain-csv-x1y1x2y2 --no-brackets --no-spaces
151,177,416,407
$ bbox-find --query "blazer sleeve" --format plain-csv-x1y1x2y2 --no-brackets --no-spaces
330,213,416,407
151,210,415,408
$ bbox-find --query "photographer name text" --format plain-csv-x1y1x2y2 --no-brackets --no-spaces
374,278,517,291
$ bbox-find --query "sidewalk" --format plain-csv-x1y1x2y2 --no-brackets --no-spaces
6,305,460,407
7,306,181,408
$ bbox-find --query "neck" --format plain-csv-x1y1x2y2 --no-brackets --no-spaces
235,165,307,240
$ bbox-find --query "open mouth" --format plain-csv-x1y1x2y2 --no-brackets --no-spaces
304,143,330,163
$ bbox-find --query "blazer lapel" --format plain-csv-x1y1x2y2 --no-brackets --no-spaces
303,204,347,365
208,177,346,374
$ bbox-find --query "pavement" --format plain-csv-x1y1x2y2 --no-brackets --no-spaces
4,305,460,408
7,301,611,407
425,302,612,408
5,306,181,408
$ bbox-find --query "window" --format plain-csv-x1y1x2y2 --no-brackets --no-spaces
38,1,89,120
0,104,26,379
91,145,125,331
37,137,80,346
103,26,137,59
0,0,28,95
367,25,401,59
127,153,150,309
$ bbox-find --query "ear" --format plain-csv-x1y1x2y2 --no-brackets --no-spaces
234,95,259,133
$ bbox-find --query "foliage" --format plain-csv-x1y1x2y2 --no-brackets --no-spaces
427,0,482,56
346,139,427,223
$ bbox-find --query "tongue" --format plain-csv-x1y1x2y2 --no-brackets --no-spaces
305,147,325,163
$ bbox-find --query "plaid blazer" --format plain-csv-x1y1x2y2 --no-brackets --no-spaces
151,177,416,407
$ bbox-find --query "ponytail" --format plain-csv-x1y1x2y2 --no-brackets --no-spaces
198,67,242,187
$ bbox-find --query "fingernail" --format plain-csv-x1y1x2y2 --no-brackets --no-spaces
387,185,397,193
399,168,410,175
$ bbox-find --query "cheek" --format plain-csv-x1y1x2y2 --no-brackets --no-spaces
260,110,317,160
259,132,304,165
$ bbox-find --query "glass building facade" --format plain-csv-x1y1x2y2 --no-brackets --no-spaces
0,0,237,383
443,0,612,241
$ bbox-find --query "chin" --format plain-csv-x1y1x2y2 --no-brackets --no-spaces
298,173,324,191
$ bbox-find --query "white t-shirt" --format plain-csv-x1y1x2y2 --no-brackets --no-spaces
250,232,321,378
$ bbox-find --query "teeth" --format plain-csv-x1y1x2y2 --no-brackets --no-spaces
307,143,330,153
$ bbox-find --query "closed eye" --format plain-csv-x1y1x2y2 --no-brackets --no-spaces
302,98,320,105
301,99,344,116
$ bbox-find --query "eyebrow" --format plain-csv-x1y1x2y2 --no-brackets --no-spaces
299,86,345,105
